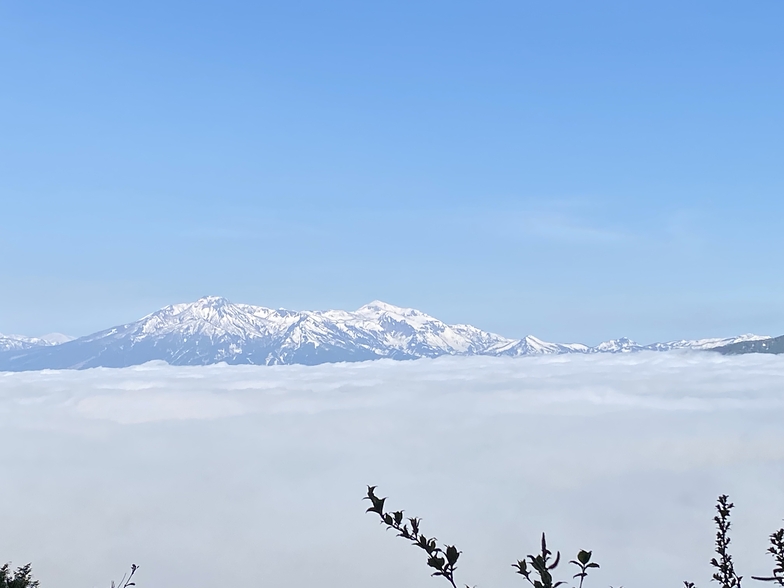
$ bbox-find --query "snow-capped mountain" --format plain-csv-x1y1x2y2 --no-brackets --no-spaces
0,296,775,371
0,297,515,370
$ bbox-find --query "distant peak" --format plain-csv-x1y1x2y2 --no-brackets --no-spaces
40,333,75,345
357,300,416,314
193,296,231,307
592,337,640,351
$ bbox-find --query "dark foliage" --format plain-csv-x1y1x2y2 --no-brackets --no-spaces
111,564,138,588
367,487,784,588
365,485,462,588
752,529,784,586
513,533,598,588
711,495,743,588
0,563,137,588
0,564,38,588
365,485,598,588
570,549,600,588
685,495,784,588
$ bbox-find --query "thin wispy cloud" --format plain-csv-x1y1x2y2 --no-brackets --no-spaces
517,211,627,244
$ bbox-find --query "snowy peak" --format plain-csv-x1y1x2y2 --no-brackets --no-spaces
357,300,411,314
355,300,430,321
591,337,643,354
491,335,589,357
132,297,292,341
39,333,75,345
196,295,231,306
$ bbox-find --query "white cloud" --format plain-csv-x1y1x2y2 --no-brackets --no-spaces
1,353,784,588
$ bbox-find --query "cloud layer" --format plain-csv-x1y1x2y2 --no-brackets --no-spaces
1,353,784,588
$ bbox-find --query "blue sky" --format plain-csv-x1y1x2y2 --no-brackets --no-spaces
1,0,783,344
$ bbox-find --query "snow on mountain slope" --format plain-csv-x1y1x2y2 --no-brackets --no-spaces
590,337,644,353
39,333,76,344
0,296,774,371
644,333,770,351
489,335,590,356
587,335,768,354
0,297,518,370
349,300,510,356
0,333,53,352
714,334,784,355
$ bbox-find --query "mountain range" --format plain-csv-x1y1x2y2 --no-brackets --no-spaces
0,296,775,371
0,332,74,352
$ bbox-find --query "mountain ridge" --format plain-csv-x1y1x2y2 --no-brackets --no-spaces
0,296,773,371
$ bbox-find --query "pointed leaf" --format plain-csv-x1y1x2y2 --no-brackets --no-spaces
577,550,591,565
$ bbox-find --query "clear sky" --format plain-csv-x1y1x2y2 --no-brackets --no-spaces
1,0,783,345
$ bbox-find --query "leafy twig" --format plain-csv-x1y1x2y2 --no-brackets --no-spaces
570,550,600,588
365,486,462,588
513,533,564,588
752,528,784,585
110,564,138,588
711,495,742,588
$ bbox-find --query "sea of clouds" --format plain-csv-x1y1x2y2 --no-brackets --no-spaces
1,352,784,588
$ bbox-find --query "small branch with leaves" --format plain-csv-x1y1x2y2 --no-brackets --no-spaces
110,564,138,588
513,533,600,588
365,485,463,588
752,528,784,586
711,495,743,588
513,533,564,588
365,485,599,588
571,549,601,588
